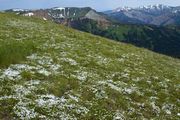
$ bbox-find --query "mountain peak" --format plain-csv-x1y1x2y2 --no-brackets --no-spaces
52,7,66,10
113,6,133,12
12,8,26,12
138,4,172,10
112,4,172,12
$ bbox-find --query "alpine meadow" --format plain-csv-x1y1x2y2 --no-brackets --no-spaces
0,1,180,120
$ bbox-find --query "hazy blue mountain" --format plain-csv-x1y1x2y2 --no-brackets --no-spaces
104,4,180,26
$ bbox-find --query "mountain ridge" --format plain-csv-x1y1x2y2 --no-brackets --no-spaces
4,7,109,22
104,4,180,26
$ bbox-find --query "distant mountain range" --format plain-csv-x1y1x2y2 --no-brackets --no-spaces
104,4,180,26
5,4,180,26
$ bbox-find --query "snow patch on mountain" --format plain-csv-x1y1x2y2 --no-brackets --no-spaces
113,6,133,12
24,12,34,17
53,7,65,11
12,8,26,12
138,4,171,10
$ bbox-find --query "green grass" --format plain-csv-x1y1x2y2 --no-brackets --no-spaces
0,40,36,68
0,13,180,120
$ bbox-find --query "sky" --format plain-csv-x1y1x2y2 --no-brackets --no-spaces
0,0,180,11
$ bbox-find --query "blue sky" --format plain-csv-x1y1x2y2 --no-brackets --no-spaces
0,0,180,11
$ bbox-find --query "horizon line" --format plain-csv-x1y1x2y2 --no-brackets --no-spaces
1,4,180,12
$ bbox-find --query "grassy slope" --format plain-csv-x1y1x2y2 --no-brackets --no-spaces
71,19,180,58
0,13,180,120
